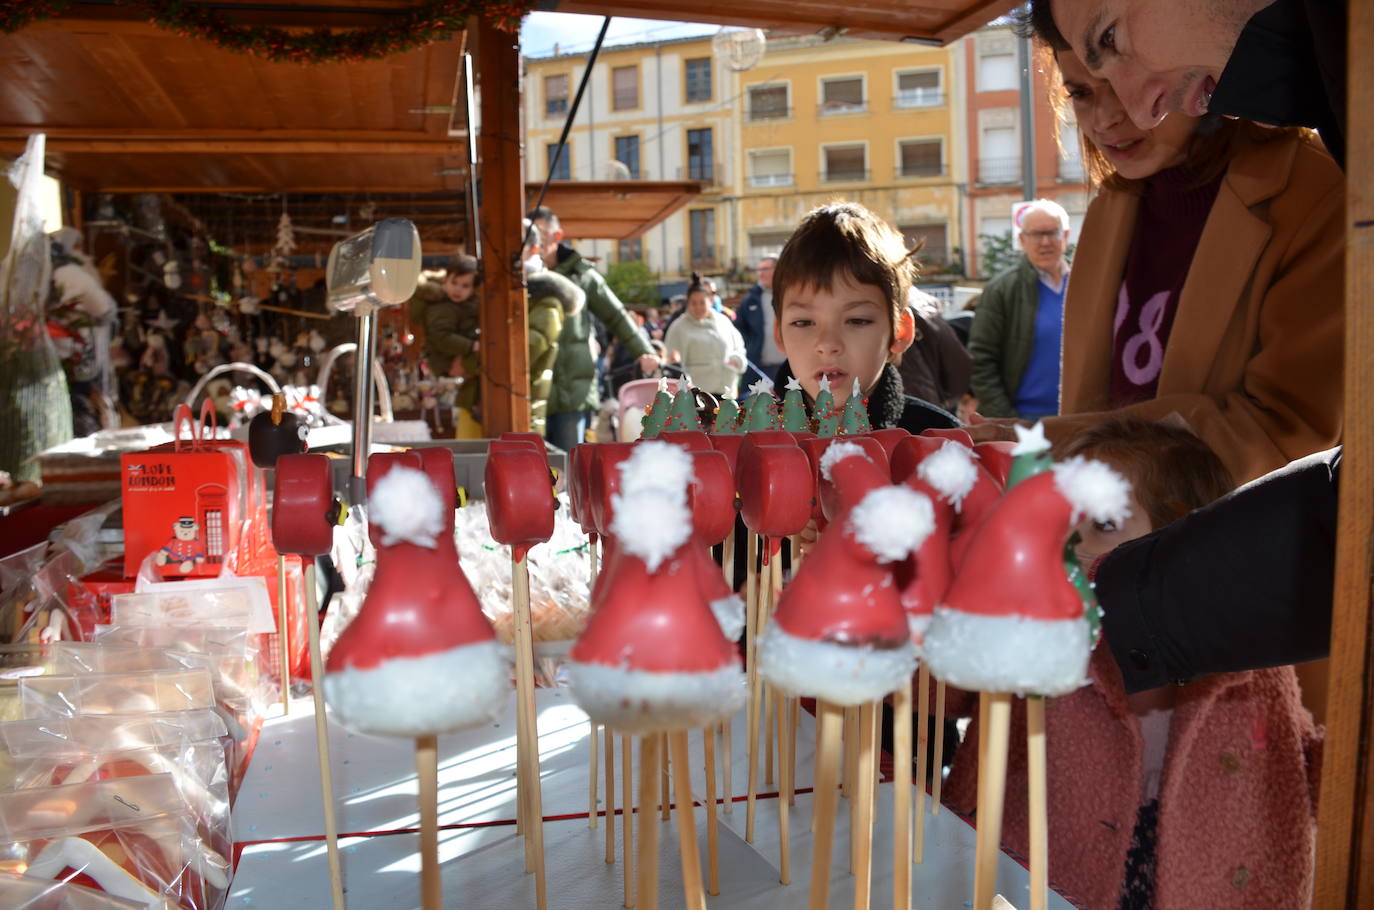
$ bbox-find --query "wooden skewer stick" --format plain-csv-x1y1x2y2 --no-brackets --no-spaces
302,564,345,910
670,731,707,910
416,734,442,910
277,555,291,715
932,679,947,815
722,719,733,816
846,706,859,873
785,541,802,810
605,724,616,863
974,693,1013,910
853,702,878,910
590,721,600,830
622,734,635,908
892,681,913,910
914,664,931,865
513,554,549,910
636,735,661,910
745,532,762,843
776,688,791,884
1027,696,1048,910
762,551,776,790
661,735,671,820
808,701,844,910
703,725,721,895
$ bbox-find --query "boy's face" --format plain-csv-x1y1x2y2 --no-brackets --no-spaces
1072,486,1151,567
442,272,475,304
774,272,908,401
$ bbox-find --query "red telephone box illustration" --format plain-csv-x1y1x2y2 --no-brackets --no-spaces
197,483,228,565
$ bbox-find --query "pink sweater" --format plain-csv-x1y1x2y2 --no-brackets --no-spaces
940,646,1322,909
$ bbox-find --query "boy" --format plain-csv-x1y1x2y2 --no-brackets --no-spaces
771,202,958,432
410,254,482,438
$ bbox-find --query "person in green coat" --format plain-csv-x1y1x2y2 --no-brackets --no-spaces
527,206,660,450
525,268,582,437
409,253,483,437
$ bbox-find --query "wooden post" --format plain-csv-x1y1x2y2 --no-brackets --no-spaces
416,735,441,910
892,681,913,910
512,553,548,909
1027,697,1048,910
1315,4,1374,901
703,725,721,895
914,665,930,864
808,701,844,910
475,18,529,435
605,724,616,862
623,734,635,908
670,731,707,910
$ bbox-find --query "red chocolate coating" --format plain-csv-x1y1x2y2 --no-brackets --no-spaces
687,450,736,546
659,431,712,452
921,427,975,449
738,444,813,538
485,448,557,559
414,447,457,533
589,442,637,536
889,435,948,486
863,428,909,463
973,440,1017,488
272,453,336,556
708,433,745,479
816,436,888,524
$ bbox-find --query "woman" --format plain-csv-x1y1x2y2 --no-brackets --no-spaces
662,273,747,398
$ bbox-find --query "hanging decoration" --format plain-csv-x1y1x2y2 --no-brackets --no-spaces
3,0,533,62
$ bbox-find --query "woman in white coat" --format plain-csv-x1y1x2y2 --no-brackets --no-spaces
663,273,747,398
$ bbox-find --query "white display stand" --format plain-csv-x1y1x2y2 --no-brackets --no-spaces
228,690,1081,909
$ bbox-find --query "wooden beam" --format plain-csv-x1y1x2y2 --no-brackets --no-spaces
0,139,465,155
475,19,529,436
0,127,453,142
1314,0,1374,903
76,184,464,194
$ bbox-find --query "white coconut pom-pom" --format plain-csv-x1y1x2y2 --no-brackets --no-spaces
819,440,869,482
917,441,980,509
324,640,508,735
710,594,746,642
610,489,692,571
759,622,916,706
1053,456,1132,525
619,439,694,500
922,607,1090,697
566,661,746,733
908,613,932,655
849,486,935,563
368,466,446,548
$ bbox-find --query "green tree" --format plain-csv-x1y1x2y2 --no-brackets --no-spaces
606,260,659,308
978,231,1019,278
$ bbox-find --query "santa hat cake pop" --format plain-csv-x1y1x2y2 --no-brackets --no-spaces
324,465,507,736
921,455,1131,696
566,442,746,733
759,443,934,705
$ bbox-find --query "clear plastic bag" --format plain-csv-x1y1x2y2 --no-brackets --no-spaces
0,872,146,910
112,575,274,636
0,711,232,864
0,774,229,910
0,645,61,725
20,670,217,720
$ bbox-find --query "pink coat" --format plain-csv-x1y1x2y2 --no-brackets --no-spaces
941,646,1322,909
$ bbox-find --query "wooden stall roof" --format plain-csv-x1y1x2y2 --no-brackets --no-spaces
529,180,703,240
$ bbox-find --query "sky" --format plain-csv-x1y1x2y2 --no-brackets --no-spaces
520,13,722,59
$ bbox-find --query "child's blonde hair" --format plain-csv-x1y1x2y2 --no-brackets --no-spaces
772,202,917,344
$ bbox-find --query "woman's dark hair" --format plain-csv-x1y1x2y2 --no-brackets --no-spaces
1019,0,1071,50
687,271,710,297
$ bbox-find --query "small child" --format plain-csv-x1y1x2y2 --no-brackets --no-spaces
411,254,482,438
771,202,957,432
942,417,1322,910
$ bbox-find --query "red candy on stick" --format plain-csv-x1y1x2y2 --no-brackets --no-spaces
921,426,975,449
485,448,557,562
816,435,888,525
365,451,422,547
738,443,813,560
688,449,745,640
272,454,339,557
589,443,637,538
659,430,713,452
973,440,1017,488
708,433,746,478
863,428,910,463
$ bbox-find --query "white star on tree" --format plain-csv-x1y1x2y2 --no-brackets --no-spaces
748,377,774,397
1011,421,1051,455
817,374,832,393
849,377,862,398
657,375,670,394
785,376,802,392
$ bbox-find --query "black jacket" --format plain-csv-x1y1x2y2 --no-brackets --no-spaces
1096,447,1339,692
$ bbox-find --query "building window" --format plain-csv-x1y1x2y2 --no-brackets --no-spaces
689,209,717,267
748,229,792,263
747,84,789,120
979,126,1020,183
544,74,568,117
687,128,714,182
820,76,865,114
614,135,641,179
618,237,643,262
899,224,949,265
895,70,942,108
978,51,1017,92
546,143,570,180
898,138,943,178
822,144,867,182
748,148,792,188
612,65,639,110
685,57,712,103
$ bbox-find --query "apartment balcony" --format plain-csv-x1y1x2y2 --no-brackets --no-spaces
818,100,868,117
978,156,1022,185
746,105,792,122
680,245,723,271
748,172,794,189
895,164,947,180
678,162,724,186
820,168,870,184
893,88,944,109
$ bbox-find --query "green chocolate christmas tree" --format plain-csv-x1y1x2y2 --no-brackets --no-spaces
812,374,842,437
838,378,872,435
639,376,673,438
664,381,703,432
711,392,742,434
739,378,782,431
779,376,810,432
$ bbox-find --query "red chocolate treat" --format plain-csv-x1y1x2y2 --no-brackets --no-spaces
921,426,975,449
272,454,339,557
485,448,557,561
687,449,736,546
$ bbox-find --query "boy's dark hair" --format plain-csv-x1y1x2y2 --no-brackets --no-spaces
444,253,480,280
772,202,917,342
1060,416,1235,529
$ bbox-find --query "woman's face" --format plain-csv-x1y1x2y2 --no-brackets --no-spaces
1059,50,1196,181
687,290,711,319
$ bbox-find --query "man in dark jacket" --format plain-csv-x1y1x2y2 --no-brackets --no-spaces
734,257,784,379
527,207,659,451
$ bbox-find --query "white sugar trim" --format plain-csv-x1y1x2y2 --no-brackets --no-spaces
368,466,446,548
1053,456,1132,524
917,441,979,508
849,486,934,563
324,640,508,736
610,491,691,571
921,607,1091,697
566,661,746,733
819,440,869,482
619,439,693,499
908,612,932,656
1011,421,1051,455
711,594,746,642
758,622,915,706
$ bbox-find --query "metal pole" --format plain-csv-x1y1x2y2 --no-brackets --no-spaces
1017,32,1037,202
350,304,378,504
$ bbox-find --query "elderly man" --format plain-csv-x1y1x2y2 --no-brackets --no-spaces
734,257,785,379
967,199,1072,420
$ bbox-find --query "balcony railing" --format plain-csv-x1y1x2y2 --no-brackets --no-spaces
894,88,944,109
681,245,722,271
978,156,1022,185
747,105,792,122
678,162,724,185
748,172,793,188
895,164,947,179
821,168,870,184
818,100,868,116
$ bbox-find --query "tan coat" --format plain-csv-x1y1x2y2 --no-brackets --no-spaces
1047,130,1345,484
